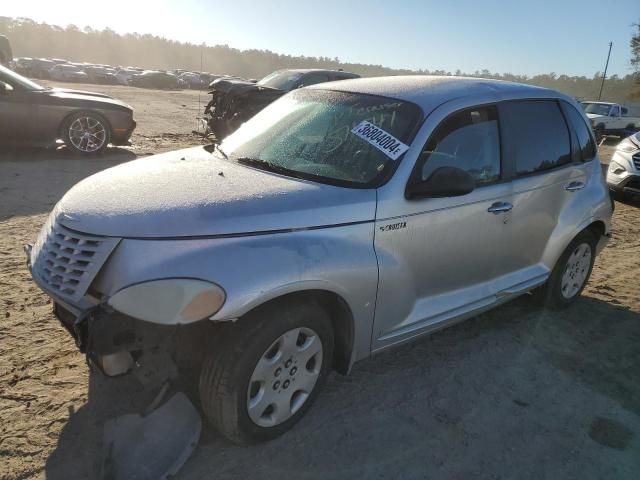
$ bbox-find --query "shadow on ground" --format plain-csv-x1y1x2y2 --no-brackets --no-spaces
44,295,640,479
0,146,136,219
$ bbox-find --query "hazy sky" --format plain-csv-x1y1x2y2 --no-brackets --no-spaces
3,0,638,76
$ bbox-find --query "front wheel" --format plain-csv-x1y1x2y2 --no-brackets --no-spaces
62,111,111,155
539,230,597,309
199,301,334,444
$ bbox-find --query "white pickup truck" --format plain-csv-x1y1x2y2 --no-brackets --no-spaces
582,101,640,139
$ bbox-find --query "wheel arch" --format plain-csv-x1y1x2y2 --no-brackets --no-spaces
585,220,606,239
239,289,355,375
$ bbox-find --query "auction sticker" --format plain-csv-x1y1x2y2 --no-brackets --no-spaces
351,121,410,160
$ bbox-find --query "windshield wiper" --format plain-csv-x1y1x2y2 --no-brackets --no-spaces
213,143,228,160
236,156,302,178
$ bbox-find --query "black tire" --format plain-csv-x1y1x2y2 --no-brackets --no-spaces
538,230,597,309
199,300,334,444
594,125,605,142
62,111,111,155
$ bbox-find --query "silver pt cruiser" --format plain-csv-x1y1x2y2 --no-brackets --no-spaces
27,76,613,444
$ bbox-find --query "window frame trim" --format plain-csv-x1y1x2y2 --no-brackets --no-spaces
558,100,597,164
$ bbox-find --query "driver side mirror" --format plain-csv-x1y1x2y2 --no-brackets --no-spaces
406,166,475,199
0,81,13,94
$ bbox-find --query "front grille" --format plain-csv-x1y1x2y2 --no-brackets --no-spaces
31,216,120,304
632,153,640,171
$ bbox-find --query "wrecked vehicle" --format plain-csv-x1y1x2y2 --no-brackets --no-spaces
204,68,359,139
27,76,612,445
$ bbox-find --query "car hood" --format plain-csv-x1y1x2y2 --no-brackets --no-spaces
585,113,604,119
44,88,132,110
54,146,376,238
50,87,111,98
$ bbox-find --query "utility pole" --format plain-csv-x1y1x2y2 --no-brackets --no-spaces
598,42,612,101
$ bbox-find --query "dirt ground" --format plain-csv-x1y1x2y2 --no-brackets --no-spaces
1,82,639,479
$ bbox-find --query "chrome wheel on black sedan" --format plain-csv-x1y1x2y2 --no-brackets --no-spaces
63,111,111,154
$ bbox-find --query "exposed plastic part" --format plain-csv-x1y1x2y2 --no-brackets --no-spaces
97,351,134,377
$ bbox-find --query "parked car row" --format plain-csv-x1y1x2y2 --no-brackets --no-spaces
9,57,241,90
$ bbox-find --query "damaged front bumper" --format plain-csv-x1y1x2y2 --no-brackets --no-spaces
52,301,212,379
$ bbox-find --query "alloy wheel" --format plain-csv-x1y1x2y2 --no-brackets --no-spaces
68,116,107,153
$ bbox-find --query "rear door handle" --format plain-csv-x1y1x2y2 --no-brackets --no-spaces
565,181,585,192
487,201,513,214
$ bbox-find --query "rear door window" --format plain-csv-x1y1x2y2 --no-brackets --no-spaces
500,100,571,177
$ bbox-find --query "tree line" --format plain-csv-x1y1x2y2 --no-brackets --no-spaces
1,16,638,104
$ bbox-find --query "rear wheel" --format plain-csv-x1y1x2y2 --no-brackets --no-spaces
594,124,605,142
539,230,597,309
199,301,334,444
62,111,111,155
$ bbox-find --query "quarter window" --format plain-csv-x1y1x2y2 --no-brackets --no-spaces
562,102,596,162
419,106,501,185
501,100,571,176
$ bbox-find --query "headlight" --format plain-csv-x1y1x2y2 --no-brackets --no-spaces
608,161,626,175
108,279,226,324
616,138,639,154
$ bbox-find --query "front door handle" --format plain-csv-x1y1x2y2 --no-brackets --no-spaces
487,201,513,214
565,181,585,192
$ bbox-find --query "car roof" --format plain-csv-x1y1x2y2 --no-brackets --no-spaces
281,68,359,76
308,75,562,111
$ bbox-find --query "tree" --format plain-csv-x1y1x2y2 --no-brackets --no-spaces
0,15,637,104
631,21,640,72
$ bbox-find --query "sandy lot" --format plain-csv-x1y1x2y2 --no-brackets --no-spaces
1,83,639,479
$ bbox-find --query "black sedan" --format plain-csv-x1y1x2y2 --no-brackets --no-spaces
130,70,180,89
0,65,136,155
